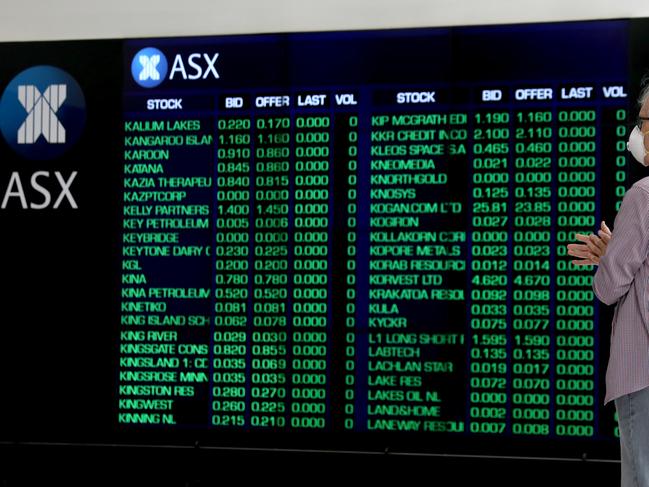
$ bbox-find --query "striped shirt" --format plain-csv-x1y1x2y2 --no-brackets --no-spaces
593,177,649,404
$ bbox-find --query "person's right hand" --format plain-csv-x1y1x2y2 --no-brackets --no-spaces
566,220,612,266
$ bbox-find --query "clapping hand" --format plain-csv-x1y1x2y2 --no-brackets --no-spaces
566,221,612,266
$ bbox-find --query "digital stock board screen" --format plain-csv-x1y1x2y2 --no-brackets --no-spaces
2,18,649,459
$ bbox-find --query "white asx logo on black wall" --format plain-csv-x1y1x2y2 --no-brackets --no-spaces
0,65,85,209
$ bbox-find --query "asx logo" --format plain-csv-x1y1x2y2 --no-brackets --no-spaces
0,65,83,209
0,65,86,160
131,47,219,88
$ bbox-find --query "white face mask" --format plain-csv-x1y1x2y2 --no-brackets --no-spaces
627,126,649,166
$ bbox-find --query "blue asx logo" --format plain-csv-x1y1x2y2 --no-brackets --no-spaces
0,65,86,160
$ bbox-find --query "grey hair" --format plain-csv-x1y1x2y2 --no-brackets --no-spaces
639,74,649,106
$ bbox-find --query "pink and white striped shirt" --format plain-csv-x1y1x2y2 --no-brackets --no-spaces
593,177,649,404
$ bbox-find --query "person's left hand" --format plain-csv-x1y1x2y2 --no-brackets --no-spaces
566,221,612,266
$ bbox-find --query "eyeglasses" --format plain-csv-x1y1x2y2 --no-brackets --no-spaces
637,116,649,129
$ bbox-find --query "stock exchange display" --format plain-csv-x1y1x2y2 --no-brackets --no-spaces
2,18,648,459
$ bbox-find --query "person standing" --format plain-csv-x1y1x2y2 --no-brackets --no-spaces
567,82,649,486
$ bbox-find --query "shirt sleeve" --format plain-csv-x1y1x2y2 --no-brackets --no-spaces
593,185,649,306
